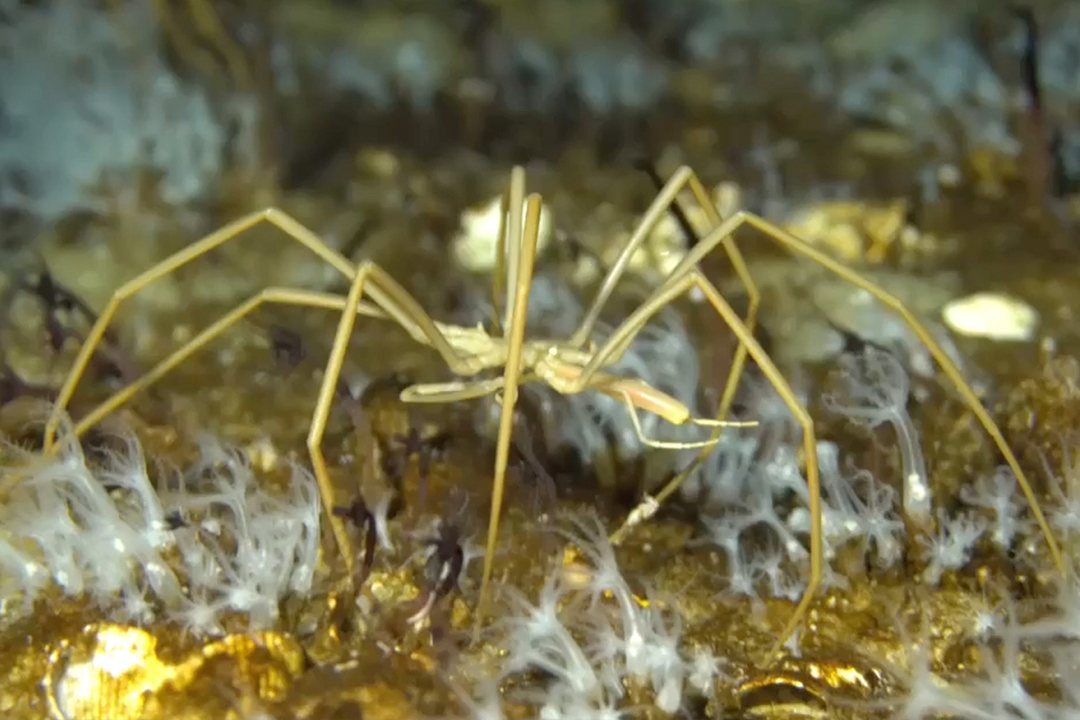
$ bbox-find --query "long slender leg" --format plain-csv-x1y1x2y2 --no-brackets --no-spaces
654,209,1064,578
501,168,528,336
490,166,528,337
44,208,360,451
48,264,497,582
581,266,821,657
475,195,544,634
49,282,414,581
568,214,826,410
44,208,484,452
587,206,1064,645
68,289,380,439
647,170,762,435
571,168,761,366
39,285,367,580
573,205,1061,579
671,172,762,505
308,263,382,584
571,167,692,347
571,166,762,508
690,270,820,659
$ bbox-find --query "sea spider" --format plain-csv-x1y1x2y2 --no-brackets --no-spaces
40,166,1064,656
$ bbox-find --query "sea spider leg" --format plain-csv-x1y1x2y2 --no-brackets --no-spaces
44,206,487,450
399,194,546,634
62,289,377,441
570,167,762,453
581,187,1065,654
62,287,384,576
641,167,766,498
44,208,361,450
494,167,528,335
567,257,817,658
61,261,499,583
475,195,544,632
41,210,482,580
667,205,1065,579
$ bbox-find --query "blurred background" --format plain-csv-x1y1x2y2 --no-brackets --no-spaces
1,0,1078,228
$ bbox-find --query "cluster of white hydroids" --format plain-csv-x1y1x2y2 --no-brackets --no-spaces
0,412,321,637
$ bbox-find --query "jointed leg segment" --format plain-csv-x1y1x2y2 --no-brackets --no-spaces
43,208,360,450
475,185,547,631
587,260,822,656
666,203,1063,575
570,165,765,538
573,165,762,447
598,166,1065,658
67,288,381,439
40,210,488,584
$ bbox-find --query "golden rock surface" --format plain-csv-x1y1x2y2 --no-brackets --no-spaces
0,319,1074,719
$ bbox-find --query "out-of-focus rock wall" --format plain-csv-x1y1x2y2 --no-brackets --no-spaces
2,0,1079,220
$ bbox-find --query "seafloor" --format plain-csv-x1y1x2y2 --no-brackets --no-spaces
3,1,1080,719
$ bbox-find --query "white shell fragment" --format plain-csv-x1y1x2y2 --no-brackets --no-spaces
452,194,553,273
942,292,1039,342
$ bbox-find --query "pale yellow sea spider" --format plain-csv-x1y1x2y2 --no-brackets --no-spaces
39,166,1064,658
